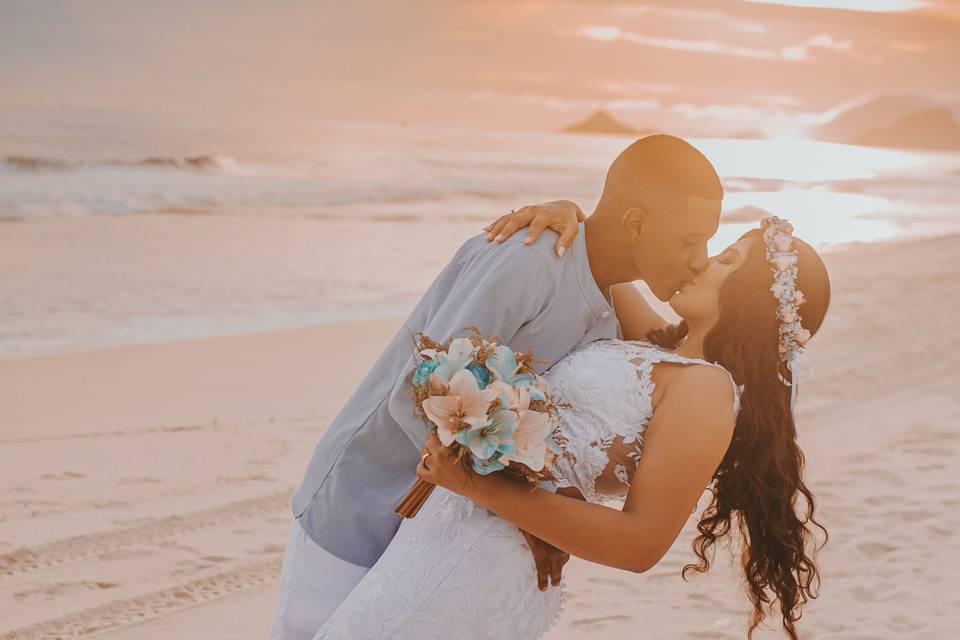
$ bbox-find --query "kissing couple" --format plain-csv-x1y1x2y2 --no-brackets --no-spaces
270,134,831,640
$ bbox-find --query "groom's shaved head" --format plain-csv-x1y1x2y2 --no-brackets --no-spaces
599,134,723,209
593,134,724,301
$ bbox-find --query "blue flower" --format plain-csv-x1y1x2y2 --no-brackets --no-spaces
466,362,491,389
456,408,517,461
472,452,507,475
528,386,546,402
486,345,536,388
412,359,440,386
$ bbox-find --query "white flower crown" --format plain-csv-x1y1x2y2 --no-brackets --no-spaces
761,215,814,413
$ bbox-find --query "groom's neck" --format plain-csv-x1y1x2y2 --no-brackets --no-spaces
584,213,629,292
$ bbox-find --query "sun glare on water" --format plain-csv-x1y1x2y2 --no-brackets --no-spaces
692,138,947,252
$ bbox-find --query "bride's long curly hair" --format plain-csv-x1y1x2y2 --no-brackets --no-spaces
646,227,831,640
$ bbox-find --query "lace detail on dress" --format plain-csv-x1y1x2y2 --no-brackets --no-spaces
436,488,477,521
545,339,742,504
312,339,740,639
314,486,565,640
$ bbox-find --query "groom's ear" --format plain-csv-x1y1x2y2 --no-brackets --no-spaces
621,207,647,241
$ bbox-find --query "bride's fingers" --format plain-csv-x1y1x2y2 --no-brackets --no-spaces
550,554,567,586
523,216,549,246
550,557,563,587
484,215,511,241
483,209,521,232
555,223,578,257
424,437,442,463
535,556,550,591
415,461,434,483
493,209,535,243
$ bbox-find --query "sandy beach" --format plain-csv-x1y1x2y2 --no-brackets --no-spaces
2,233,958,640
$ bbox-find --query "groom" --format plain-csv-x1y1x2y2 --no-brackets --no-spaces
271,134,723,640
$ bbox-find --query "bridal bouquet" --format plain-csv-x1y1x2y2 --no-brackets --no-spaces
395,328,569,518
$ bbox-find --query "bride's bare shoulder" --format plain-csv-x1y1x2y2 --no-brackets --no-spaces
651,362,738,420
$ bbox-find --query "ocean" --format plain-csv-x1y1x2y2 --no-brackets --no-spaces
2,116,959,358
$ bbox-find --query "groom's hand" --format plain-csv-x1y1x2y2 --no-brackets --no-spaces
520,529,570,591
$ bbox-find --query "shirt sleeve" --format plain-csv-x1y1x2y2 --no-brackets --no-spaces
387,242,549,450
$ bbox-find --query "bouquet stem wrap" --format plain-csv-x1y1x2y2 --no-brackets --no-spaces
394,478,435,518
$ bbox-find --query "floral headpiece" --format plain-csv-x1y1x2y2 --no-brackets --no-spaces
761,215,814,416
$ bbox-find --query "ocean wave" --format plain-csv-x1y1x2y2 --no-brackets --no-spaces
2,153,241,173
0,202,500,224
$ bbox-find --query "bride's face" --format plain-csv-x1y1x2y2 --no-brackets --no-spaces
669,235,757,322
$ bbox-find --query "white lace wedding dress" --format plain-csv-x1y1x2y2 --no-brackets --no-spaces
313,339,742,640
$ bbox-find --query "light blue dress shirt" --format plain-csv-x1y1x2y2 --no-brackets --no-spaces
291,223,621,568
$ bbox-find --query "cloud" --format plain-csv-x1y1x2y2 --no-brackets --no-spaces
666,101,825,137
612,6,768,34
607,98,663,111
602,81,677,95
577,26,861,63
578,26,781,60
781,33,855,60
467,90,597,112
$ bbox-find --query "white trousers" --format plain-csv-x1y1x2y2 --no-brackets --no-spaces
270,520,370,640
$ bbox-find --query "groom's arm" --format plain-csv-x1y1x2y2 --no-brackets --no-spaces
387,241,549,450
611,282,670,340
387,237,577,592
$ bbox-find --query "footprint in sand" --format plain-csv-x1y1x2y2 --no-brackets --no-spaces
585,577,632,588
850,586,910,602
172,555,235,577
572,614,633,630
686,631,738,640
255,543,286,555
6,484,35,494
891,509,936,521
39,471,87,480
98,548,156,561
118,476,163,485
14,580,119,601
846,452,879,465
855,541,899,558
200,555,233,563
862,494,903,506
926,524,954,537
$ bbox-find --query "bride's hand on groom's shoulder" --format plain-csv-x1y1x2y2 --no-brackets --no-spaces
483,200,585,257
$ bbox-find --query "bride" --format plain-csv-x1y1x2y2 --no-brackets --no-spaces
312,209,831,640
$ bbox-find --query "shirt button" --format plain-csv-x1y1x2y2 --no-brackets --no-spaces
601,311,611,319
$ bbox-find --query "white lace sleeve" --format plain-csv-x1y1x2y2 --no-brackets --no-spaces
543,339,743,504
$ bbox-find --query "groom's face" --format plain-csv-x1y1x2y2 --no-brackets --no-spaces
631,195,722,301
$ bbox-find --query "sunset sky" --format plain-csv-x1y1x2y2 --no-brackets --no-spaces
2,0,958,136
